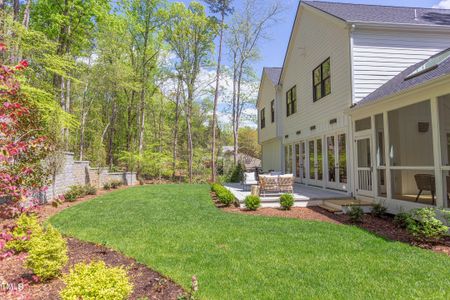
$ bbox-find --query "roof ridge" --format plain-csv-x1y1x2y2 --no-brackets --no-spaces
303,0,450,11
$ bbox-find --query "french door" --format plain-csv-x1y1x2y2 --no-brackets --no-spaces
295,142,306,182
356,136,373,196
326,133,348,190
308,138,324,186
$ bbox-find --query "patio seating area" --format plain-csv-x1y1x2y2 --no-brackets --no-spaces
225,182,350,208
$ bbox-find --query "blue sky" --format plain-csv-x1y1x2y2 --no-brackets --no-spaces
170,0,449,75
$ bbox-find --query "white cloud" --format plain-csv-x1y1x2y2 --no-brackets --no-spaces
433,0,450,9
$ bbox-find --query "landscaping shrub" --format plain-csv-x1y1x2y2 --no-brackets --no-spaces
228,163,244,183
84,185,97,196
26,224,68,281
60,261,133,300
110,180,123,189
406,208,448,239
64,185,86,202
348,206,364,223
245,195,261,211
6,213,42,252
371,203,387,218
210,183,235,206
279,194,294,210
394,212,413,228
103,182,111,190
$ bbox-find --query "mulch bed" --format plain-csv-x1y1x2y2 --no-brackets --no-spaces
1,186,186,300
212,192,450,256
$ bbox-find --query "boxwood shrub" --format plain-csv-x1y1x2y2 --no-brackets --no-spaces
211,183,235,206
279,194,294,210
6,213,42,253
245,195,261,211
60,261,133,300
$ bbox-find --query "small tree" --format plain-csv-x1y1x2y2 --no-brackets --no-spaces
0,44,51,217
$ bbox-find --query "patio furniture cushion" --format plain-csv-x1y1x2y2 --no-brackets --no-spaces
279,174,294,193
243,172,258,185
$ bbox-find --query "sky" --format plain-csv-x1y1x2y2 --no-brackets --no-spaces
171,0,450,75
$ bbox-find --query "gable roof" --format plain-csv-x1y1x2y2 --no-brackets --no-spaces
264,67,282,85
303,1,450,27
357,48,450,107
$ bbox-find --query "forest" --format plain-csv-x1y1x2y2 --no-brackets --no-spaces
0,0,282,183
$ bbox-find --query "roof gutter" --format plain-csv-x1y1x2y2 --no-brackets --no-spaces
350,21,450,32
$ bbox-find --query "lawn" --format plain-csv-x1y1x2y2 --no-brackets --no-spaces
50,185,450,299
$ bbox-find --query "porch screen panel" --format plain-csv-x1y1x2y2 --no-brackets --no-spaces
438,94,450,208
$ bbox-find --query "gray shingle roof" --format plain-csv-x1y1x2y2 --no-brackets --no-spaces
264,67,282,85
358,49,450,106
303,1,450,26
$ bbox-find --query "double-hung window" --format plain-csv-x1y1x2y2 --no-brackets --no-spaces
313,58,331,101
286,86,297,117
260,108,266,129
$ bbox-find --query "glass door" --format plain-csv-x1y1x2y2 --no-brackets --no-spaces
356,136,373,196
326,134,348,190
295,142,307,182
308,138,324,186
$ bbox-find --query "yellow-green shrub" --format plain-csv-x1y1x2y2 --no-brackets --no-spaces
60,261,133,300
6,213,42,252
25,224,68,281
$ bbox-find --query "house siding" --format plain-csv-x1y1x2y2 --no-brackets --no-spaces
258,74,278,143
261,138,282,172
352,28,450,103
281,7,352,144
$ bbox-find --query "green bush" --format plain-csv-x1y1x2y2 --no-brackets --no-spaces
394,212,413,228
371,203,387,218
279,194,294,210
6,213,42,253
25,224,68,281
60,261,133,300
244,195,261,211
228,163,244,183
64,185,86,202
348,206,364,223
406,208,448,239
84,185,97,196
110,180,123,189
210,183,235,206
103,182,111,190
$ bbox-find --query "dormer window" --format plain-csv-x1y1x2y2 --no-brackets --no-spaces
286,86,297,117
271,100,275,123
260,108,266,129
313,58,331,101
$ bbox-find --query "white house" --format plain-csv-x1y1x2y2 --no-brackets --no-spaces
257,1,450,212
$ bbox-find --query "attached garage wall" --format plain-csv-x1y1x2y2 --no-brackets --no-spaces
262,139,282,172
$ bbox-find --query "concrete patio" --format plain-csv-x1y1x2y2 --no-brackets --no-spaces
224,183,352,208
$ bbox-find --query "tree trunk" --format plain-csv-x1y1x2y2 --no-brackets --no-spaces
13,0,19,21
22,0,31,29
186,102,193,183
108,93,117,169
210,12,225,183
231,54,238,165
234,63,244,167
172,79,181,180
79,82,89,161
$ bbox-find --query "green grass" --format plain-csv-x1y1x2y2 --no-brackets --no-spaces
50,185,450,299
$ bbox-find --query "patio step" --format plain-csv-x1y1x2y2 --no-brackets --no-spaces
318,203,343,214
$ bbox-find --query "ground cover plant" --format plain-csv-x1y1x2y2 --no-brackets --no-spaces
50,185,450,299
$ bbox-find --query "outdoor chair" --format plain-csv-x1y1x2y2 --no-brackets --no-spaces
259,175,279,197
279,174,294,194
414,174,436,205
242,172,258,191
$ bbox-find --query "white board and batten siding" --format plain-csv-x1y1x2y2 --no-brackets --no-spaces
352,28,450,103
281,7,352,143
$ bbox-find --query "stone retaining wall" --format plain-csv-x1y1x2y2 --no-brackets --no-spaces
43,152,137,202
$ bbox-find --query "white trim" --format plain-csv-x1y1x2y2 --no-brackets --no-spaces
431,97,444,208
388,166,435,171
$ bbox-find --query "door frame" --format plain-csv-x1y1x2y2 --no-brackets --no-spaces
306,137,325,187
325,132,348,191
354,133,374,197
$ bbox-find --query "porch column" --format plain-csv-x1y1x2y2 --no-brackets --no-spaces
371,115,378,198
383,111,392,201
430,97,444,208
